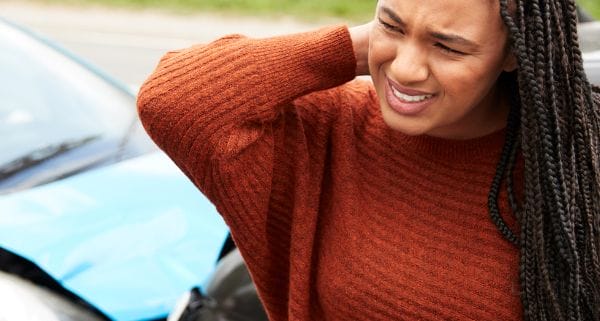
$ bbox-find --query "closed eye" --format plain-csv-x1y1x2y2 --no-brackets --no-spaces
435,43,466,56
378,18,404,34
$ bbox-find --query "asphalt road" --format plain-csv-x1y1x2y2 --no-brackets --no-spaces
0,1,325,87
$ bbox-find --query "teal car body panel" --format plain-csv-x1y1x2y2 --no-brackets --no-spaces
0,152,229,320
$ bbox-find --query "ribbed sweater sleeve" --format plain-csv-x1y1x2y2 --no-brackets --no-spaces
137,25,356,257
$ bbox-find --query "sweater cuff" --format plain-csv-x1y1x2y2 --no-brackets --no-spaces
300,25,358,86
256,25,357,95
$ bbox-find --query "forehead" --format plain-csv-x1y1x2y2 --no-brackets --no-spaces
377,0,504,38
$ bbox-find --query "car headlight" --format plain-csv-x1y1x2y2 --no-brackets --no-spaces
167,249,268,321
0,270,104,321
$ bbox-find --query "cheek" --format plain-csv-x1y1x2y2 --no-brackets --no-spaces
436,63,476,98
368,33,397,75
433,60,501,101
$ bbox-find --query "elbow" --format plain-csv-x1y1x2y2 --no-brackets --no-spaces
136,50,182,141
136,78,160,142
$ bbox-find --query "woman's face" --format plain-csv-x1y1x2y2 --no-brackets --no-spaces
369,0,517,139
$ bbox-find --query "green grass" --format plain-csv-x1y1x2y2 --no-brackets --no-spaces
579,0,600,19
31,0,376,22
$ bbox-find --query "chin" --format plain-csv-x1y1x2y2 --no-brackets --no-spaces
380,107,431,137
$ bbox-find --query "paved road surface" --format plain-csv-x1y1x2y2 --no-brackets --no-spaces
0,1,328,87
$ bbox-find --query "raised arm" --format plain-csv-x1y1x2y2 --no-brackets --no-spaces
136,25,376,316
137,26,356,173
136,26,362,233
138,27,356,154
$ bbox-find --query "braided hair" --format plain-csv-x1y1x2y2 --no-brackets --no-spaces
488,0,600,319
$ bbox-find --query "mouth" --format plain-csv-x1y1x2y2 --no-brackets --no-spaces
391,86,434,103
384,77,437,116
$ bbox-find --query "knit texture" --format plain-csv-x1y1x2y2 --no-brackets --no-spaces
137,25,524,321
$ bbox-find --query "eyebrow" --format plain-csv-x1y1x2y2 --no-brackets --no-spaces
381,7,407,28
379,6,479,48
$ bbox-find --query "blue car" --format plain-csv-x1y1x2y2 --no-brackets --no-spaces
0,17,244,321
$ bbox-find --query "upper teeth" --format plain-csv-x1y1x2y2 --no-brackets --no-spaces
392,87,433,102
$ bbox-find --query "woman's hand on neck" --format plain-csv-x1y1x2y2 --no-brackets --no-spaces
349,22,372,76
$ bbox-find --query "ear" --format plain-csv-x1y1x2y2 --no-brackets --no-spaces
502,52,517,72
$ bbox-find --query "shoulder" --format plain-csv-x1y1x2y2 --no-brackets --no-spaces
291,77,378,124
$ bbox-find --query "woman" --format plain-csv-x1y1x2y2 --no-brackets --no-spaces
137,0,600,319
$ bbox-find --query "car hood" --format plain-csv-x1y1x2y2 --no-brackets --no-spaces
0,152,229,320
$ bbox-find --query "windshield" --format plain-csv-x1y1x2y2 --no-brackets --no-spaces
0,22,135,168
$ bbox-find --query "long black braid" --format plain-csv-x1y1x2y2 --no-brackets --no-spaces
488,0,600,320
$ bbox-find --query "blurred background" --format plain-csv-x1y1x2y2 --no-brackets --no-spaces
0,0,379,88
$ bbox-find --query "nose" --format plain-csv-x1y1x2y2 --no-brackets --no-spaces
389,42,430,84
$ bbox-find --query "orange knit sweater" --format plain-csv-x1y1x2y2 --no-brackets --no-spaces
137,25,523,321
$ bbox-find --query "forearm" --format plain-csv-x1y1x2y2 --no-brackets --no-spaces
137,25,356,162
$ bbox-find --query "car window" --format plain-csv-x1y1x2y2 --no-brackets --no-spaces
0,23,136,166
